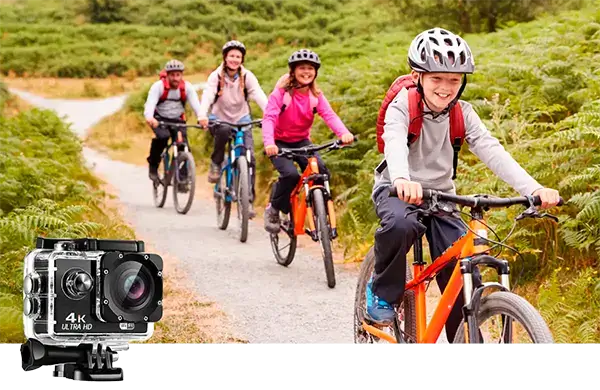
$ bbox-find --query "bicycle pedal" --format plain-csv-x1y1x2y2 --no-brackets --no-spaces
330,228,338,240
304,228,319,242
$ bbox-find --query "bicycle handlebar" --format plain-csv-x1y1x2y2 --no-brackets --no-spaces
388,187,564,208
157,121,203,128
208,119,263,130
271,136,358,157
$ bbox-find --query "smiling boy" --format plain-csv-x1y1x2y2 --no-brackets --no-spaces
367,27,561,342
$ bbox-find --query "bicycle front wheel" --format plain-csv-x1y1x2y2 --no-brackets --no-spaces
172,151,196,214
453,291,553,343
153,155,169,208
235,156,250,243
312,188,335,288
215,165,231,230
270,206,297,266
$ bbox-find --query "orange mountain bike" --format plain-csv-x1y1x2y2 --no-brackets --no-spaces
269,138,356,288
354,188,563,343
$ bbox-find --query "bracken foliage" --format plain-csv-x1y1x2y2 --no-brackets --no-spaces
0,84,135,342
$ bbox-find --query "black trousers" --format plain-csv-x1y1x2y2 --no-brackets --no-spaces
268,139,329,214
372,187,481,342
147,115,187,168
210,121,256,202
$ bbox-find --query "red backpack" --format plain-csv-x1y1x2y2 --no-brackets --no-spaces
157,69,187,120
375,74,465,179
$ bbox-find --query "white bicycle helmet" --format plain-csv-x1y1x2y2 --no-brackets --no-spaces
408,28,474,74
288,49,321,70
222,40,246,57
164,59,185,73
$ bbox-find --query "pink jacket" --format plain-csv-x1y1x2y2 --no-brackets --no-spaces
261,87,350,147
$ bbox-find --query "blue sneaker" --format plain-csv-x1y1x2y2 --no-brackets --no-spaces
365,276,396,325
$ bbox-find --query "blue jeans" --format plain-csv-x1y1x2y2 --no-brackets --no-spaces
209,114,255,202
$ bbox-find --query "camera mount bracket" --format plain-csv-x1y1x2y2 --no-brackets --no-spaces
21,338,125,381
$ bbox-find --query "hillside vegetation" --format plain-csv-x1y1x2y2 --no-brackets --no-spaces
0,0,583,77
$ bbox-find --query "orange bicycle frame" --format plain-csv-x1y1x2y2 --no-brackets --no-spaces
362,219,490,343
289,156,336,237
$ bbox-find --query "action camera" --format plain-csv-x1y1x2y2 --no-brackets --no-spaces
20,237,164,381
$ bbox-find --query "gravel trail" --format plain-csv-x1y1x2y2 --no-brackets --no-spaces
11,87,363,343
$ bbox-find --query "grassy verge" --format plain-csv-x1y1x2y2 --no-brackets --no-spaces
0,83,234,343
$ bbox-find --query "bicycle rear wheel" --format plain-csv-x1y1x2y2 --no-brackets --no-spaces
354,247,417,343
153,154,169,208
453,291,553,343
172,151,196,214
235,156,250,243
312,189,335,288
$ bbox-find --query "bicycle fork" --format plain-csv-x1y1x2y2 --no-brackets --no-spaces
459,253,512,343
303,176,338,242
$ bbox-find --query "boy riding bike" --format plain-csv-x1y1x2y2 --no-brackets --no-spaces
198,40,268,219
368,27,561,342
261,48,355,234
144,59,203,181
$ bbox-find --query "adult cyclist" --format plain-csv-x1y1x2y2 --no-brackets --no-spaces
198,40,268,218
144,59,203,182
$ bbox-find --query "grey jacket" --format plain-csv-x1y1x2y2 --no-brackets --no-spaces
144,80,202,120
373,88,543,201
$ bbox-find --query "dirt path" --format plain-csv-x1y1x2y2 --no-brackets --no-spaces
11,86,446,343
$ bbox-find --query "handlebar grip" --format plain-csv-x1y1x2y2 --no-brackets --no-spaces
532,196,564,207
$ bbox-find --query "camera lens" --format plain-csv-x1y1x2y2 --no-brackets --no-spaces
113,263,154,311
100,252,163,323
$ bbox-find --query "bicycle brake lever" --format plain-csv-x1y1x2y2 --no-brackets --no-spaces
540,213,559,223
515,206,539,221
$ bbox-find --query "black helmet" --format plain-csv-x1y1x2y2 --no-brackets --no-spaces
288,49,321,70
222,40,246,57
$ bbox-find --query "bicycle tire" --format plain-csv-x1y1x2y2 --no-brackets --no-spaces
354,247,417,343
312,189,335,288
153,155,169,208
453,291,553,343
172,152,196,215
270,207,297,266
215,165,231,230
236,156,250,243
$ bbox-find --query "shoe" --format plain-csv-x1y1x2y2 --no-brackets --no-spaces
177,182,189,193
264,204,281,234
248,203,257,219
149,165,159,181
365,276,396,325
208,162,220,183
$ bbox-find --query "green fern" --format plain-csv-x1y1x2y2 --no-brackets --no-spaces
538,268,600,343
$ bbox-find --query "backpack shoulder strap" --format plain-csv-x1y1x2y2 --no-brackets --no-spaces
159,72,170,103
178,79,187,104
309,92,318,114
448,102,466,179
406,87,424,146
281,90,292,113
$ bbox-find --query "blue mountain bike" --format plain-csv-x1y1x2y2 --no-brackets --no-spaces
210,119,262,243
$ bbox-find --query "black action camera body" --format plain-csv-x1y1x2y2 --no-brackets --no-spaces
21,237,164,381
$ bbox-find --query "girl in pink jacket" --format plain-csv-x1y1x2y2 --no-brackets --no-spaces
262,49,355,234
